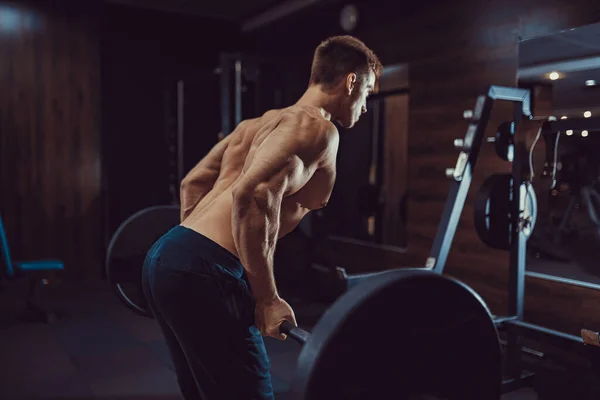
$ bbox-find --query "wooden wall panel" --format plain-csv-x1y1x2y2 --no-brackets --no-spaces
0,0,102,279
100,4,241,242
0,1,241,280
381,94,409,247
246,0,600,334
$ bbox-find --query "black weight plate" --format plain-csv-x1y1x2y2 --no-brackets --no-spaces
474,174,537,250
106,205,180,318
291,268,502,400
474,174,512,250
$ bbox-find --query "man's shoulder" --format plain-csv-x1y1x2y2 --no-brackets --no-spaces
283,106,337,135
279,109,337,158
238,108,284,127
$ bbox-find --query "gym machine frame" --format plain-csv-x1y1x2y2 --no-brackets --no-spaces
341,85,600,392
218,53,264,137
428,86,600,392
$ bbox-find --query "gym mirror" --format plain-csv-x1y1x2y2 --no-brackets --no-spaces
518,23,600,288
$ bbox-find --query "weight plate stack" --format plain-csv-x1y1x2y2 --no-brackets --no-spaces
474,174,537,250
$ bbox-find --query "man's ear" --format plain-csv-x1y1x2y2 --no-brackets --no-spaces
345,73,357,95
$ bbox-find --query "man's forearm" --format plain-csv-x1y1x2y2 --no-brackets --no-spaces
232,190,280,303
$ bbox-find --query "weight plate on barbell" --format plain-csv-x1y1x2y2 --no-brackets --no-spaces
474,174,537,250
105,205,180,318
291,268,502,400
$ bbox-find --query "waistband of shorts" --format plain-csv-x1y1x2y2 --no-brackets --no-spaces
163,225,243,273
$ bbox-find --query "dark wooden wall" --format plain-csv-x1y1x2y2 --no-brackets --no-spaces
381,93,409,247
244,0,600,334
0,0,102,279
100,3,241,241
0,1,241,279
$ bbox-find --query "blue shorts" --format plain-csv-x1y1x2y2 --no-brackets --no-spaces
141,226,273,400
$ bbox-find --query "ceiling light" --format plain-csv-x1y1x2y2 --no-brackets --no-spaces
582,130,589,137
561,116,568,120
549,71,560,80
566,130,574,136
586,80,597,86
584,111,592,118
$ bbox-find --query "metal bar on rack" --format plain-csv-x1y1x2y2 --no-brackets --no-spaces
176,80,185,186
220,54,231,136
235,59,242,127
428,86,530,273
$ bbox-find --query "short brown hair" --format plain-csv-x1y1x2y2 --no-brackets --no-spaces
309,35,382,89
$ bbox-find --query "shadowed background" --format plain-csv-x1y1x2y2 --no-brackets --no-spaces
2,0,600,398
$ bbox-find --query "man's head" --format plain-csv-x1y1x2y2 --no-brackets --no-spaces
309,35,382,128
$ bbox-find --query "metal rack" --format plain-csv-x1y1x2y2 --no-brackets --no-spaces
426,85,600,393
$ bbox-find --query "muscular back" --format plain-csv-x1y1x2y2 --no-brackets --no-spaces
181,106,339,258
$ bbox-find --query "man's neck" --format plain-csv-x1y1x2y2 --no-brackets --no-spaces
295,85,335,121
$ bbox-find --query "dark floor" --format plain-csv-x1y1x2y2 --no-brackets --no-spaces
0,278,537,400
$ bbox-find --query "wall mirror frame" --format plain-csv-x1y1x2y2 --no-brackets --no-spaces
518,23,600,290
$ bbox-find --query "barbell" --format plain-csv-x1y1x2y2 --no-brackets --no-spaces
277,268,502,400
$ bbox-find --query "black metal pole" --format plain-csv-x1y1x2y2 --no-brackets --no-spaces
509,103,528,321
500,319,600,368
235,59,242,127
502,320,585,348
176,80,185,186
254,58,261,117
428,86,530,274
428,94,492,273
505,102,528,379
220,54,231,136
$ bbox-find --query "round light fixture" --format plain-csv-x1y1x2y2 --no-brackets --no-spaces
340,5,359,32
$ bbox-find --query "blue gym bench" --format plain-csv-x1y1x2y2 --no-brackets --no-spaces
0,214,64,323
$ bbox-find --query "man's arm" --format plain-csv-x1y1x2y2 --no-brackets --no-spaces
180,133,232,222
231,114,336,304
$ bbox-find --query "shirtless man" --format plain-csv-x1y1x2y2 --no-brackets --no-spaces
141,35,381,400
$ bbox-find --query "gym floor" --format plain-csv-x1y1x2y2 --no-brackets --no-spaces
0,279,537,400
